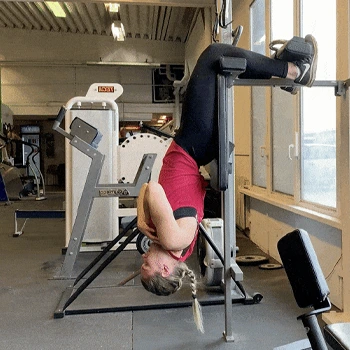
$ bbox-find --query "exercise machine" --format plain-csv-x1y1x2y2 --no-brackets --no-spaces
63,86,121,251
275,229,350,350
0,132,46,202
53,76,260,320
52,83,157,278
21,138,46,201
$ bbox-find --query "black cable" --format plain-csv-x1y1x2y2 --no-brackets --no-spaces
218,0,227,28
212,13,219,42
140,124,174,139
212,0,233,42
325,255,342,281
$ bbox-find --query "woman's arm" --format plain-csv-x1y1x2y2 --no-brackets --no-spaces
137,183,159,243
143,181,197,251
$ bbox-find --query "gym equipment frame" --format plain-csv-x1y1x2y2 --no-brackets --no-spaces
221,75,345,343
52,78,260,319
219,73,345,346
213,43,346,341
53,110,156,279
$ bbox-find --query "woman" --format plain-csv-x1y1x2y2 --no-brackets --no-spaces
137,35,318,333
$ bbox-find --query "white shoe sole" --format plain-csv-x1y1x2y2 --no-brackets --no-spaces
304,34,318,87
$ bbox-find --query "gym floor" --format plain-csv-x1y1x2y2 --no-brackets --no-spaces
0,190,326,350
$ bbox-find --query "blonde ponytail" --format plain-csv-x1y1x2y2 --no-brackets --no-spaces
186,267,205,333
193,296,204,333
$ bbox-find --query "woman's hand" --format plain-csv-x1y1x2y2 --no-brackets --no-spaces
137,219,160,244
137,218,157,241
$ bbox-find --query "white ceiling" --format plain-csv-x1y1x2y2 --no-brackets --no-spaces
0,1,207,43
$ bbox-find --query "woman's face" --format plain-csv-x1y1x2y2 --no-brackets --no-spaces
140,243,176,280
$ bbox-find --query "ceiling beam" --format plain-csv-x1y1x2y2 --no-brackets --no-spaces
15,0,215,8
100,0,215,7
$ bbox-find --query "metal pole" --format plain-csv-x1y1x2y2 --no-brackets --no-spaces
59,138,105,278
300,314,328,350
74,217,138,286
217,0,235,341
62,228,140,311
223,75,235,342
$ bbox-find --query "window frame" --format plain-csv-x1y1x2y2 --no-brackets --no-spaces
247,0,339,219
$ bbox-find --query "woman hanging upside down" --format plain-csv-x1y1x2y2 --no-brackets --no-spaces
137,35,318,333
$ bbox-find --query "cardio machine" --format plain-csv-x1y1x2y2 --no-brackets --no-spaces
0,129,46,202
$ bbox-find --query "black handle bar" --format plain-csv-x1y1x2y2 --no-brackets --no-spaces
56,106,67,125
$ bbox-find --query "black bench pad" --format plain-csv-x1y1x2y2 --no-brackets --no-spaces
219,56,247,75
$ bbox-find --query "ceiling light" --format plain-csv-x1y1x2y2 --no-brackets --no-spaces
106,3,120,13
46,2,66,18
111,20,125,41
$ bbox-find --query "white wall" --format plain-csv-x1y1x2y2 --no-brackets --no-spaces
1,63,172,117
0,27,185,116
248,199,343,309
0,27,184,64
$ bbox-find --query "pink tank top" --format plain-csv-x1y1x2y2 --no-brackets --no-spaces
158,141,207,261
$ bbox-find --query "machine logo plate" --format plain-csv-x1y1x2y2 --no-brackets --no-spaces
99,189,130,197
98,86,115,93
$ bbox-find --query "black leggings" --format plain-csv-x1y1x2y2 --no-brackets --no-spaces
174,43,288,166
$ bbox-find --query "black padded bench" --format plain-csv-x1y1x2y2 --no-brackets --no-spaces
277,229,350,350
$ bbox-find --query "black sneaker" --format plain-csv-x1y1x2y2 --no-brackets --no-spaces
270,35,318,94
293,34,318,87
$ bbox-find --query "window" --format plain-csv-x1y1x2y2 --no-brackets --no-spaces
249,0,337,210
250,0,267,188
300,0,337,208
271,0,294,195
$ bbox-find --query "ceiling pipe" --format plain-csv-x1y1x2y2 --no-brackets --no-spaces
0,2,24,28
6,2,33,30
29,2,54,31
64,3,85,34
87,3,103,35
75,2,94,34
0,10,13,27
60,3,78,33
33,2,59,31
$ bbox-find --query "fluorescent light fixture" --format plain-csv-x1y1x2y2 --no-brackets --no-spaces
86,61,161,67
46,2,66,18
106,3,120,13
111,20,125,41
